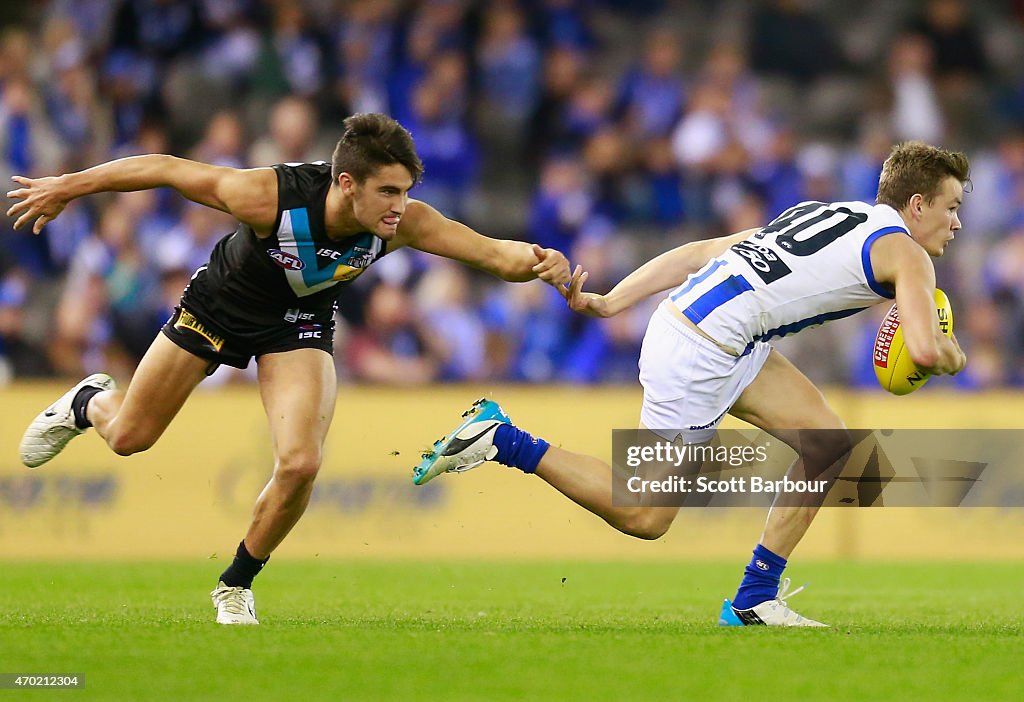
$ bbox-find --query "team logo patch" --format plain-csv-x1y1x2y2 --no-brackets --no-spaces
174,308,225,352
332,264,365,282
268,248,305,271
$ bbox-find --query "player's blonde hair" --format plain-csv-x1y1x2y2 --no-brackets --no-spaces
876,141,970,209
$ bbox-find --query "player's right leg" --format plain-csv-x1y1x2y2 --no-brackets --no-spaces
535,435,681,540
413,398,680,540
211,346,337,625
412,306,733,540
19,333,212,467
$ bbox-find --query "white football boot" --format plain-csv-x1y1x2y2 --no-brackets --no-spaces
211,581,259,625
19,373,117,469
719,578,828,627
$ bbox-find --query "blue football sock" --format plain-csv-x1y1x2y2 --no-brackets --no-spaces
732,544,787,610
492,423,549,474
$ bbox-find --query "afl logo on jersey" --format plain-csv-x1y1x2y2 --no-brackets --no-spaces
268,248,305,271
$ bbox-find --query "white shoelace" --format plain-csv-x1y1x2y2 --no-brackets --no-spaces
775,577,810,606
212,586,250,615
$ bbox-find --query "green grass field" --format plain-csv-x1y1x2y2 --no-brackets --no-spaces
0,561,1020,701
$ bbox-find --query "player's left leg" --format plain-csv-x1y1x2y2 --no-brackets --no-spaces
211,348,336,625
19,334,213,468
718,348,849,627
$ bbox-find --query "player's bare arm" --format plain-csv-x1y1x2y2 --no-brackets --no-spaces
393,199,571,285
565,228,759,317
6,155,279,235
871,233,966,375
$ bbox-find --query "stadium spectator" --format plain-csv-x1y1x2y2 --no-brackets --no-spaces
561,74,617,148
257,2,325,99
413,264,487,381
528,154,599,255
190,109,247,168
476,3,542,128
887,33,945,144
335,4,396,117
0,261,29,382
248,95,322,166
615,27,685,140
526,45,585,168
747,0,843,84
403,57,478,218
633,135,685,225
907,0,990,81
50,201,153,377
344,282,445,386
479,280,571,382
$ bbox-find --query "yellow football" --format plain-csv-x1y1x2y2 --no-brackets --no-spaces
873,289,953,395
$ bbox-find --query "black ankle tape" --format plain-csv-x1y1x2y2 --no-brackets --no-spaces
219,540,269,589
72,385,104,430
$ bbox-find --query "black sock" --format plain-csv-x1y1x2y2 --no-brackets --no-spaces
219,540,269,589
72,386,104,430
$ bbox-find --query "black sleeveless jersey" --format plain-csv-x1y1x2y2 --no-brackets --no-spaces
190,162,388,326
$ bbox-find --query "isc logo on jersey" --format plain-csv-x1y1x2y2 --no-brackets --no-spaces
873,289,954,395
298,324,322,340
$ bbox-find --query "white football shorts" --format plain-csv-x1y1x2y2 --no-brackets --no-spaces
639,303,772,443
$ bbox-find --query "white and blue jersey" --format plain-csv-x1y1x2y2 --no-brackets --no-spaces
667,201,908,354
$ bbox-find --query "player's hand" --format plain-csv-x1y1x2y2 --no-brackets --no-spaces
531,244,571,286
929,332,966,376
948,333,967,375
6,175,68,234
560,264,612,317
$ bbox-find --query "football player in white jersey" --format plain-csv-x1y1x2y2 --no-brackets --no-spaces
415,141,968,627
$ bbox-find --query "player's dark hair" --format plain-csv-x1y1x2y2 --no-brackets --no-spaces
331,113,424,185
876,141,970,210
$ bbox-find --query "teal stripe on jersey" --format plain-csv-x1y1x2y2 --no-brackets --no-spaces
290,207,343,287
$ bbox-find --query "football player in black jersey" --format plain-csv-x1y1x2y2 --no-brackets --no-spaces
8,113,571,624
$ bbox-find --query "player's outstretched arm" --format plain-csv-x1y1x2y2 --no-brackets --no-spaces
396,199,571,285
6,155,277,235
872,234,966,375
562,228,759,318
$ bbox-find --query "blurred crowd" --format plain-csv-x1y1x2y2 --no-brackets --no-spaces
3,0,1024,389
